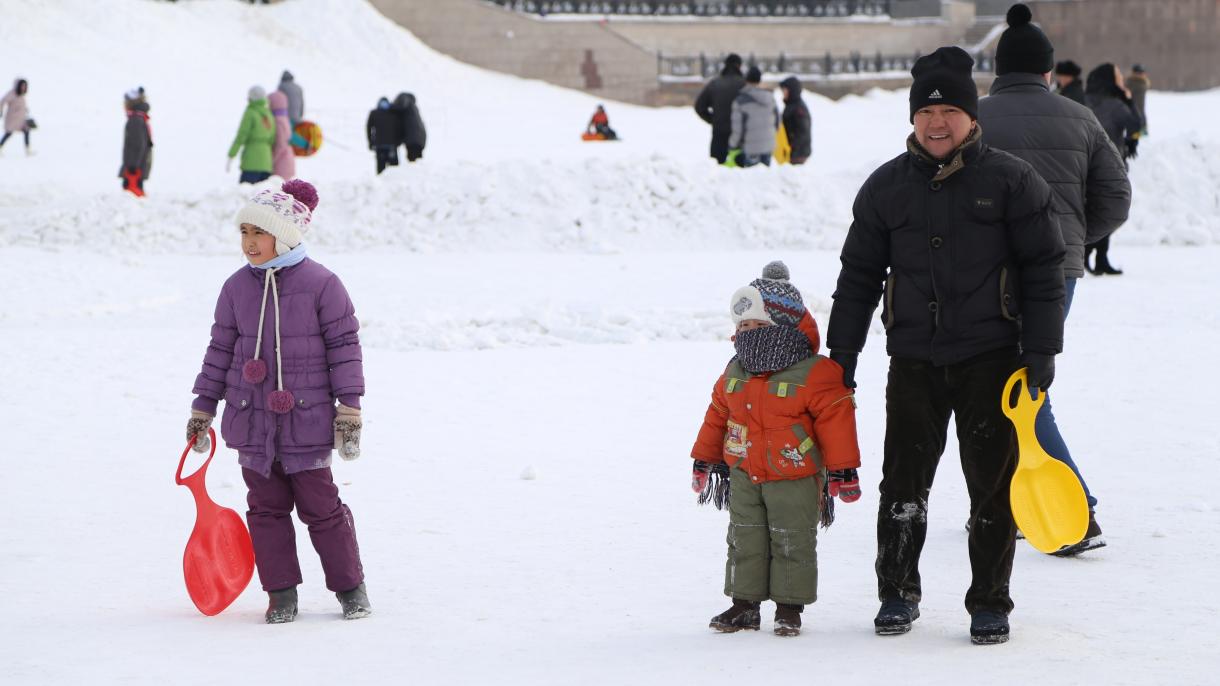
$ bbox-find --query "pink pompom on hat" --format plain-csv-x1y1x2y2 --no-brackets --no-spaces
235,179,320,255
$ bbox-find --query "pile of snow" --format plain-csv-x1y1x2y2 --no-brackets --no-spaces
2,0,1218,252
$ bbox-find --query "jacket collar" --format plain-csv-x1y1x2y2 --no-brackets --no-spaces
907,124,983,181
989,72,1051,95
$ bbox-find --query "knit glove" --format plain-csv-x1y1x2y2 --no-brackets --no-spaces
827,468,861,503
334,403,362,461
829,350,858,389
693,460,731,510
1021,351,1056,397
186,411,213,453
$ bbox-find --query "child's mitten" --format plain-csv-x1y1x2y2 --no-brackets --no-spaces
186,411,213,453
693,460,731,510
828,468,861,503
334,404,362,461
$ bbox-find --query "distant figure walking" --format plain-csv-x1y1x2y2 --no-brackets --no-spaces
277,70,304,125
366,97,401,174
1127,64,1150,135
267,90,296,180
779,76,811,165
0,78,33,155
728,66,779,168
1053,60,1085,105
120,87,153,197
694,54,746,164
392,92,426,162
227,86,277,184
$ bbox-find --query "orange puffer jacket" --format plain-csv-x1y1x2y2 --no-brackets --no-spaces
691,314,861,484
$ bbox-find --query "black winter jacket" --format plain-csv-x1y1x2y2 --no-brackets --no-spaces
1057,79,1085,105
694,68,746,135
828,131,1066,366
392,93,426,150
979,73,1131,277
120,102,153,180
1086,92,1141,155
367,104,402,149
780,76,812,161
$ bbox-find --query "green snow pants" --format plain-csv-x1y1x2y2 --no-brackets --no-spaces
724,467,822,605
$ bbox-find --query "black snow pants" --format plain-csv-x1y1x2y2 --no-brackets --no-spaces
876,347,1020,615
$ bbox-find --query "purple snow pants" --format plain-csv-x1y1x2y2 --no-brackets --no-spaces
242,462,364,593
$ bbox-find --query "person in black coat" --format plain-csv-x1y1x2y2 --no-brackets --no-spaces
694,53,746,163
779,76,811,164
1053,60,1085,105
366,97,401,175
392,92,426,162
827,47,1065,646
120,87,153,196
1084,63,1142,275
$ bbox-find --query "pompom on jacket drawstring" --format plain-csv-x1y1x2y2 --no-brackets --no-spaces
242,266,294,414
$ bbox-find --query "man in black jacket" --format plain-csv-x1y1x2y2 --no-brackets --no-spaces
694,54,745,164
366,96,401,175
1053,60,1085,105
779,76,812,165
827,46,1066,646
979,2,1131,556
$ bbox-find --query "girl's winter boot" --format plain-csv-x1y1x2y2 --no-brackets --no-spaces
337,583,372,620
709,598,761,633
265,587,298,624
773,603,803,636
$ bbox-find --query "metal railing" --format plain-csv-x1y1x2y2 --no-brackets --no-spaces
487,1,893,17
659,51,995,81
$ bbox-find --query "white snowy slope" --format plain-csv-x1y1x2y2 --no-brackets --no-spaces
1,2,1219,685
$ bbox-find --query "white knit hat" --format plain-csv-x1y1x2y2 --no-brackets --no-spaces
234,180,318,255
248,85,266,101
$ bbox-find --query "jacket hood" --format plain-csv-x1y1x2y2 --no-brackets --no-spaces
737,85,774,107
779,76,803,99
280,71,294,82
267,91,288,109
392,92,416,108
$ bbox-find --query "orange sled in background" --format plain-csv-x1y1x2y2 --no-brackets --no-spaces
175,427,255,615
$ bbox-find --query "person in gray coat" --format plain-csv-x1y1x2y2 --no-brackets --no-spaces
978,2,1132,556
728,66,778,167
277,70,304,125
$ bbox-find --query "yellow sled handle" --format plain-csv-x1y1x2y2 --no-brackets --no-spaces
1001,367,1044,425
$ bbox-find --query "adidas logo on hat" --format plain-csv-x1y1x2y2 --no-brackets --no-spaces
929,89,943,99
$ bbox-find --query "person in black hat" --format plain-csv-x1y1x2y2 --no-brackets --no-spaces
694,53,746,163
979,2,1129,558
827,45,1066,646
1053,60,1085,104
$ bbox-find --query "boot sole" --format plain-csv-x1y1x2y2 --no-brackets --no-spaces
710,622,760,633
971,632,1010,645
1050,537,1107,557
265,610,298,624
773,627,801,637
343,608,373,620
874,623,912,636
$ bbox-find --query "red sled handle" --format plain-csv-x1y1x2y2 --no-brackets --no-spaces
176,427,217,488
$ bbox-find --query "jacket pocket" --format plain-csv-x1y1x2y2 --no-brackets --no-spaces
287,388,337,449
881,273,896,330
764,423,822,478
221,387,254,446
999,266,1020,321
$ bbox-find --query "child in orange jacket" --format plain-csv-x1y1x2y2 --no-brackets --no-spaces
691,261,862,637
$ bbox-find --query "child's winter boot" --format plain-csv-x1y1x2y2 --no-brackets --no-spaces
773,603,803,637
709,598,761,633
874,597,919,635
1051,511,1106,557
969,610,1010,645
336,582,372,620
265,586,298,624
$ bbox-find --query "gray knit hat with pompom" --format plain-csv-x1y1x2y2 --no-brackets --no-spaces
729,260,806,327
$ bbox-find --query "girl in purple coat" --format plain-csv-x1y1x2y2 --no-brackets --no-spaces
186,179,370,623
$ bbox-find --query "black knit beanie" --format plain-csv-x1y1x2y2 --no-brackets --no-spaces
1054,60,1082,78
995,4,1054,76
909,47,978,122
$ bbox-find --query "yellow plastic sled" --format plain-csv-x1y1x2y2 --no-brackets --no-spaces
1001,368,1089,553
774,123,791,165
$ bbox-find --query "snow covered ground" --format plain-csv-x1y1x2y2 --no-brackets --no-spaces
2,1,1220,684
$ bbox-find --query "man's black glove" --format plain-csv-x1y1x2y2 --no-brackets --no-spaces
829,350,858,389
1021,352,1056,397
1125,138,1138,159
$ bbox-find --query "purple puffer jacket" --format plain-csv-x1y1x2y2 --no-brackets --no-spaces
192,258,364,477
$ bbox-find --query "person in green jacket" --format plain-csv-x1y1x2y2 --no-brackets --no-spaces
227,86,276,184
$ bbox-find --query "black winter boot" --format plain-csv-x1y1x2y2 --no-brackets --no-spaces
709,598,761,633
336,582,372,620
874,597,920,635
265,587,298,624
773,603,803,637
970,610,1010,645
1051,511,1106,557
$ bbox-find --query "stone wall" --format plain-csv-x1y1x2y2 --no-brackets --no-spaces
1028,0,1220,91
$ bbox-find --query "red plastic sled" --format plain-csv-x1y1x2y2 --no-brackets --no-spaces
176,428,255,616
